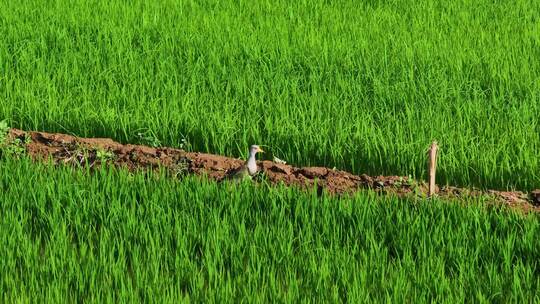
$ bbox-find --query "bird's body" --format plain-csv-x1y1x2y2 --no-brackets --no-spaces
226,145,264,181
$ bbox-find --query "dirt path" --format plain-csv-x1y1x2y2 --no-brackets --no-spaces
5,128,540,213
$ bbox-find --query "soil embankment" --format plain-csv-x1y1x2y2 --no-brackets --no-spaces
6,128,540,213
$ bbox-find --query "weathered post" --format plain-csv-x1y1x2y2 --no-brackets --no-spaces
428,141,438,198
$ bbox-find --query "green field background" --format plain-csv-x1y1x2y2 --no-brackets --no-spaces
1,0,539,190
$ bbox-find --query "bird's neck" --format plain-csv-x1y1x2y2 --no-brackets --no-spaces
246,152,256,166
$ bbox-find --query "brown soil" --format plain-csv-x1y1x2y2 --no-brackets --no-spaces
5,128,540,213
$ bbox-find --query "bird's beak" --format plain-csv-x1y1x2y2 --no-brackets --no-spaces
258,148,265,153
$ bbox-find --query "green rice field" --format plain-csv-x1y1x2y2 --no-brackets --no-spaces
1,157,539,302
1,0,539,189
1,0,540,301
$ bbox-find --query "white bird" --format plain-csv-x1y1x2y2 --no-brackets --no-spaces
226,145,265,180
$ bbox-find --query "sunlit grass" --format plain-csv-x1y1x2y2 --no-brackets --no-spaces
0,0,538,190
1,1,540,301
0,157,539,302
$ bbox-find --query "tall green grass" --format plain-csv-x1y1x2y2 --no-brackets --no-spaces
1,157,539,302
0,0,539,190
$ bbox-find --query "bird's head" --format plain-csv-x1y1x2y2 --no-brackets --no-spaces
249,145,264,155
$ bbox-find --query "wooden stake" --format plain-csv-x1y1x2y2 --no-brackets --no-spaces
428,141,438,197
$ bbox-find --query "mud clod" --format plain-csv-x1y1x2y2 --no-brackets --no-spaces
530,190,540,206
299,167,328,178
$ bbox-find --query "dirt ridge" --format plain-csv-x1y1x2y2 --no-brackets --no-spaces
5,128,540,213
